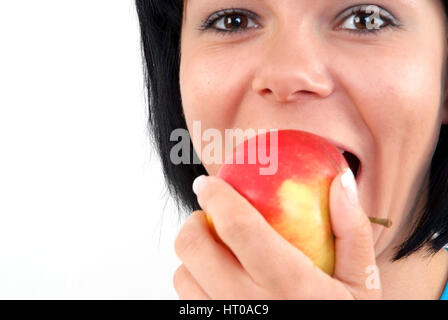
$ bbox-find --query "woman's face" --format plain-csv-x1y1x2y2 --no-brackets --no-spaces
179,0,448,256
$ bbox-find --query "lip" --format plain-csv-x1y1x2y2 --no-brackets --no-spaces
321,136,362,165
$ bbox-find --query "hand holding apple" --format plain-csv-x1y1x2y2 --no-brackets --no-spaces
206,130,390,275
174,130,385,299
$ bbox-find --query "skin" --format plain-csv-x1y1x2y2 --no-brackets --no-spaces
175,0,448,299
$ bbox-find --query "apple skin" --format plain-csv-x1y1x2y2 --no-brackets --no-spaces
207,129,350,276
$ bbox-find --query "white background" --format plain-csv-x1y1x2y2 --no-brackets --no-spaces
0,0,183,299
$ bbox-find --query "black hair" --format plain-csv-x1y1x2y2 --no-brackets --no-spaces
135,0,448,260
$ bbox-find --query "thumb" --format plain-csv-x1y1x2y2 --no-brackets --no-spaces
329,168,381,297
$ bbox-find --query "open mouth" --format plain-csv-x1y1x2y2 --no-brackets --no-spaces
339,150,361,179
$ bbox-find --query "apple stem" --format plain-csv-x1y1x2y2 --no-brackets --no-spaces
369,217,392,228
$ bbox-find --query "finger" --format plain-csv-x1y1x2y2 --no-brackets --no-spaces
329,168,381,297
192,175,320,289
173,264,210,300
174,210,260,299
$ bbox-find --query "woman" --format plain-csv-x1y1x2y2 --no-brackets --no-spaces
136,0,448,299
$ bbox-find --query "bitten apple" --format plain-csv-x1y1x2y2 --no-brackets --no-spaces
207,130,350,276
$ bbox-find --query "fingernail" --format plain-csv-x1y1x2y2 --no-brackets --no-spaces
341,168,358,205
192,175,207,195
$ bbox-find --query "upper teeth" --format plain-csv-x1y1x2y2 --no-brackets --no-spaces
337,148,345,154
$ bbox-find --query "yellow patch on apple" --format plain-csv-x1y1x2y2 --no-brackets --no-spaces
274,179,335,276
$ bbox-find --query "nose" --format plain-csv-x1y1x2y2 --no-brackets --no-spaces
252,30,334,104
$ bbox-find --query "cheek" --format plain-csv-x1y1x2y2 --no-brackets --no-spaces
180,46,256,133
345,48,442,151
180,46,259,174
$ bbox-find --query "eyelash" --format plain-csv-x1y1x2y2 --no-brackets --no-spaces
198,5,400,37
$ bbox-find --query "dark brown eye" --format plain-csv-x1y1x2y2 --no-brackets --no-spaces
223,15,248,30
353,12,385,30
354,13,372,30
201,9,260,34
338,6,397,34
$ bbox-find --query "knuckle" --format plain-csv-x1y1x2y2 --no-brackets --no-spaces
355,214,374,240
219,215,253,243
174,219,204,258
345,210,373,241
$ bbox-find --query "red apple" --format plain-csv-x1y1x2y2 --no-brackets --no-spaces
208,129,350,276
